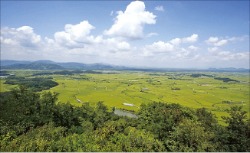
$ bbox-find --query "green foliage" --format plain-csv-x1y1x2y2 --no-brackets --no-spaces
218,106,250,151
5,76,58,91
1,123,66,152
166,119,217,152
214,77,239,82
137,102,194,142
33,70,84,76
93,102,112,128
196,108,218,130
0,87,58,136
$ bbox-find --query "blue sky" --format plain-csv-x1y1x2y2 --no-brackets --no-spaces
1,0,249,68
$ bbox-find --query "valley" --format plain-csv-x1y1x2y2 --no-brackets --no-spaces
1,69,249,124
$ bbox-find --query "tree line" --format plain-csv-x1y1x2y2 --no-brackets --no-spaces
0,86,249,151
4,76,58,92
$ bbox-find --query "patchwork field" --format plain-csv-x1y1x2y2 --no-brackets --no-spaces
1,70,249,123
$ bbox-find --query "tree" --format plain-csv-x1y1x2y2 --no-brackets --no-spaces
196,108,218,130
220,106,250,151
0,86,41,136
1,123,66,152
93,102,112,129
166,119,217,152
39,92,58,125
137,102,194,143
53,102,80,128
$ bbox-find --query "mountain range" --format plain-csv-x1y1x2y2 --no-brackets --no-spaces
0,60,249,72
0,60,126,70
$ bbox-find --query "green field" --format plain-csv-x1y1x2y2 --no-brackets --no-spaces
0,79,17,92
1,71,249,123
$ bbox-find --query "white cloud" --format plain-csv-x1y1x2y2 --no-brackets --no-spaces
146,32,158,37
99,38,131,52
227,35,249,42
170,38,182,46
169,34,198,46
52,20,132,53
207,46,249,61
145,41,174,53
65,21,94,40
207,37,218,43
206,36,228,47
188,45,198,51
54,20,95,48
1,26,46,61
214,39,228,46
1,23,248,68
17,26,41,45
182,34,198,43
142,34,199,59
104,1,156,39
1,26,41,48
217,51,249,61
155,6,164,12
207,47,219,52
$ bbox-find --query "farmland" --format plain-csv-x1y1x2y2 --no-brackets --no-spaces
1,70,249,123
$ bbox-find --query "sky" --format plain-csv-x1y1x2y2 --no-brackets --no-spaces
1,0,249,68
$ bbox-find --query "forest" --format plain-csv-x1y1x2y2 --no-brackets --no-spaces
0,86,249,152
5,76,58,92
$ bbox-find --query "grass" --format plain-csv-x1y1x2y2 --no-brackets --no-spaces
1,70,249,124
0,79,17,92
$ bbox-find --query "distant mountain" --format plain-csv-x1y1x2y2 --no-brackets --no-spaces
1,61,64,70
0,60,249,72
0,60,119,70
58,62,116,70
0,60,31,66
32,60,56,64
208,67,249,72
57,62,87,69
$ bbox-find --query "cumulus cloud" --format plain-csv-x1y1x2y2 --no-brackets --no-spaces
1,22,248,68
207,46,249,61
1,26,41,48
169,34,198,45
143,34,199,59
170,38,182,46
182,34,198,43
52,20,132,53
54,20,96,48
104,1,156,39
206,36,228,46
207,37,218,43
205,36,248,62
98,38,131,52
155,5,164,12
145,41,174,53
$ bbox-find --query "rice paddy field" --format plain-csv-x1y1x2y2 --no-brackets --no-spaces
1,70,249,123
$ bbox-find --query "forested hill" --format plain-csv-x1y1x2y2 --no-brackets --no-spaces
0,87,249,152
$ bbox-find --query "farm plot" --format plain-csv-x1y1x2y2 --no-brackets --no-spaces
47,72,249,122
